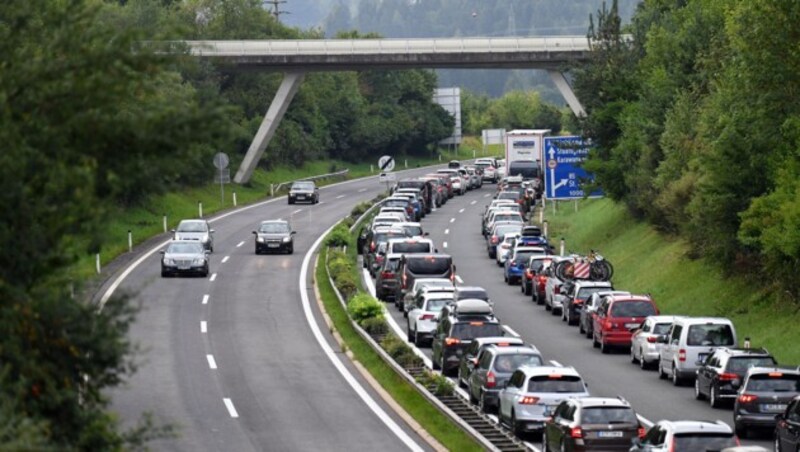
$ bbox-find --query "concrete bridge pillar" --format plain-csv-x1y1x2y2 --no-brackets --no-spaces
547,70,586,118
234,71,306,184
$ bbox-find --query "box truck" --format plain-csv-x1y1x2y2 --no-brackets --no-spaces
504,129,550,166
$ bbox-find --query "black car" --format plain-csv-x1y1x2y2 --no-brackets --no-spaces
542,397,643,452
774,394,800,450
734,367,800,438
431,299,503,376
253,219,295,254
695,347,777,408
288,180,318,204
375,253,402,301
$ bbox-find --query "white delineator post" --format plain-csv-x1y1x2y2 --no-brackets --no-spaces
96,254,101,274
233,192,237,207
198,201,203,218
163,215,168,233
128,230,133,252
560,238,566,256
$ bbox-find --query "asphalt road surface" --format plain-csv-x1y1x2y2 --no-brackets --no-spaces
107,167,444,452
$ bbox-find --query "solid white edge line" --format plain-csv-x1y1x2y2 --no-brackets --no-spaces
502,325,520,338
455,275,464,284
201,321,207,333
637,414,654,428
550,360,562,367
336,194,346,199
221,256,230,263
223,398,239,418
301,224,424,452
209,273,218,282
207,355,217,369
202,294,210,305
236,241,245,248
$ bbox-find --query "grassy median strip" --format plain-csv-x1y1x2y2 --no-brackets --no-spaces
316,245,483,451
546,198,800,364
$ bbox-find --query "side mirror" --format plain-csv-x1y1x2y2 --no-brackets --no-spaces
423,232,430,236
210,229,215,234
252,231,257,235
291,231,297,235
159,250,165,255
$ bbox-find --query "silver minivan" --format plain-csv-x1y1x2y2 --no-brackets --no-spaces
657,317,737,386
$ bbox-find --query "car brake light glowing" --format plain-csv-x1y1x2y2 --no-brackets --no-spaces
519,396,539,405
719,372,739,382
738,393,758,403
486,371,496,388
678,349,686,362
370,242,376,252
445,337,461,346
419,314,435,321
647,336,657,343
769,372,784,377
469,322,484,326
548,374,563,379
570,427,583,439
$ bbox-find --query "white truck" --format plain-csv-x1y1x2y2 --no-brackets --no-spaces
504,129,550,167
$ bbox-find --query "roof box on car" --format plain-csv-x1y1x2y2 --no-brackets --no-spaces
452,298,493,316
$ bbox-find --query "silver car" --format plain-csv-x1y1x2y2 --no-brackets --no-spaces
161,241,209,277
172,219,214,252
630,315,682,370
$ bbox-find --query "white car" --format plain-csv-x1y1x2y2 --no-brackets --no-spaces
172,219,214,252
378,207,412,221
401,278,455,315
495,232,521,266
406,291,455,346
630,315,683,370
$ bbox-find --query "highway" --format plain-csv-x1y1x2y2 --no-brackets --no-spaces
377,184,772,450
108,167,441,451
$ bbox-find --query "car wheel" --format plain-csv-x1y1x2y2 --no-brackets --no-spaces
545,301,552,311
406,322,413,342
468,386,477,405
161,268,168,278
735,422,748,440
288,198,293,205
592,333,600,348
658,361,667,380
585,327,593,339
203,267,209,278
710,384,722,408
672,363,682,386
639,350,649,370
695,379,705,400
288,245,293,254
511,411,522,437
560,439,567,452
600,338,610,354
432,354,441,370
631,346,638,364
524,284,531,296
561,309,567,322
550,306,559,316
479,390,493,414
579,321,585,334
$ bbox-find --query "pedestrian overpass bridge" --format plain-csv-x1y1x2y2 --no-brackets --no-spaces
177,36,599,183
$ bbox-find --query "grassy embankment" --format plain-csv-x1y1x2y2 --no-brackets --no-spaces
74,138,501,280
545,198,800,364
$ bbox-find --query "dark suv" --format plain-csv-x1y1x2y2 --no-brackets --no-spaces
252,219,295,254
395,254,454,301
543,397,643,452
287,180,318,204
735,367,800,438
375,253,402,301
467,344,543,414
431,299,503,376
694,347,777,408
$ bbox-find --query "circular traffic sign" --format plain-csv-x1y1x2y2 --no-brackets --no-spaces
547,159,557,169
213,152,230,170
378,155,395,172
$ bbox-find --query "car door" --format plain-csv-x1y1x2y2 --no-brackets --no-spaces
470,350,493,400
697,353,719,395
662,325,683,373
500,371,522,420
546,401,569,450
784,399,800,450
592,301,609,340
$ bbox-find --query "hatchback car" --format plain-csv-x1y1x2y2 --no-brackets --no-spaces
774,394,800,450
468,345,544,414
592,295,658,354
287,180,318,204
499,365,590,436
542,397,643,452
406,290,454,346
630,315,682,370
734,367,800,438
160,241,209,277
172,219,214,252
658,317,738,386
630,420,739,452
375,253,403,301
695,347,777,408
458,337,526,389
252,219,295,254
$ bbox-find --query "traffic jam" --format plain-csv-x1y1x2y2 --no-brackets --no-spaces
358,157,799,452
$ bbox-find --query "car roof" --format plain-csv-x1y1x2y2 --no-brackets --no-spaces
714,347,772,357
488,345,541,355
448,298,493,316
607,294,653,303
455,286,487,292
745,367,800,377
592,290,631,298
422,291,455,301
513,246,546,253
572,397,631,408
473,336,524,347
659,420,732,434
385,253,404,260
574,280,613,289
168,240,205,246
674,317,734,325
260,219,289,225
518,365,580,378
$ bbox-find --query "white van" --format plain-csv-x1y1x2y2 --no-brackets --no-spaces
658,317,737,386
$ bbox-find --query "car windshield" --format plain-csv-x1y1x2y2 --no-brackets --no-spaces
672,434,736,451
610,301,657,318
384,200,408,208
746,374,800,392
687,324,735,346
451,322,504,340
726,357,777,373
493,354,543,372
167,243,204,254
527,375,585,393
425,298,450,312
259,223,289,233
577,287,612,300
406,257,451,274
581,407,638,424
177,221,206,232
292,181,314,190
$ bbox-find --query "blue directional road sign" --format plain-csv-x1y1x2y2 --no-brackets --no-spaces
543,136,603,200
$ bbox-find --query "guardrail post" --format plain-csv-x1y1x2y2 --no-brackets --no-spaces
163,215,168,233
405,159,408,169
560,238,566,256
370,164,374,173
198,201,203,218
128,230,133,252
233,192,237,207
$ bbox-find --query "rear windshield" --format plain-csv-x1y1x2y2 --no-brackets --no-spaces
384,200,408,208
672,434,736,451
577,287,612,300
509,162,541,179
397,226,423,237
494,214,522,223
746,374,800,392
512,251,539,266
397,181,424,189
494,225,522,238
374,232,405,245
492,354,543,373
529,259,553,273
726,356,777,373
451,322,504,340
687,324,735,346
497,192,520,201
653,323,672,335
527,375,585,393
610,301,657,318
425,298,450,312
391,242,432,253
383,259,400,271
581,407,638,424
456,290,488,300
406,257,452,275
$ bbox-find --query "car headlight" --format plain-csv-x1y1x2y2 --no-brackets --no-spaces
282,236,291,243
201,235,209,243
257,237,265,243
163,258,174,265
193,258,205,265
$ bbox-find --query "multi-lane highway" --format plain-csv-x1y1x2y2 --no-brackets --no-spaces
107,167,443,451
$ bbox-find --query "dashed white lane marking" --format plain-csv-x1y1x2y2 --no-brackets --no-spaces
503,325,520,338
638,414,654,428
484,193,491,197
449,218,455,223
301,228,424,451
209,273,217,282
202,294,209,305
459,208,465,213
236,241,245,248
455,275,464,284
201,321,207,333
444,229,450,235
336,194,346,199
318,201,325,205
358,188,368,193
206,355,217,369
223,398,239,418
292,209,303,214
550,360,563,367
221,256,230,263
443,242,448,249
470,200,477,205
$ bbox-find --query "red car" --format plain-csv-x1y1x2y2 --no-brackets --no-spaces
592,295,658,354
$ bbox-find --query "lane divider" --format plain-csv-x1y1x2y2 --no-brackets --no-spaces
209,273,217,282
336,195,346,199
470,200,477,205
449,218,455,223
202,294,209,305
207,355,218,370
502,325,520,338
443,242,448,249
444,229,449,235
221,256,230,263
201,321,207,333
236,241,245,248
459,208,465,213
223,398,239,418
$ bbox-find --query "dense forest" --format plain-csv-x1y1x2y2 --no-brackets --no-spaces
322,0,639,100
574,0,800,300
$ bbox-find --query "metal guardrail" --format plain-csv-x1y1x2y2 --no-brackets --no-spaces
271,168,349,196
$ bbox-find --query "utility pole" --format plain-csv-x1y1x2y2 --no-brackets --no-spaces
264,0,288,21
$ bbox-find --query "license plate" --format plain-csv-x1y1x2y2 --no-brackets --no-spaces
625,323,639,329
267,243,280,248
178,266,190,270
597,431,624,438
297,195,306,199
761,404,787,413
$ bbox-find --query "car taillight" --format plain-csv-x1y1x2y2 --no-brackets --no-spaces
604,319,613,331
554,285,560,294
638,427,646,439
381,271,395,279
570,427,583,439
486,371,496,388
719,372,739,382
646,336,657,343
420,314,435,321
402,273,407,289
669,439,675,452
445,337,461,346
678,349,686,362
519,396,539,405
370,242,376,252
510,260,516,267
738,393,758,403
491,236,499,244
